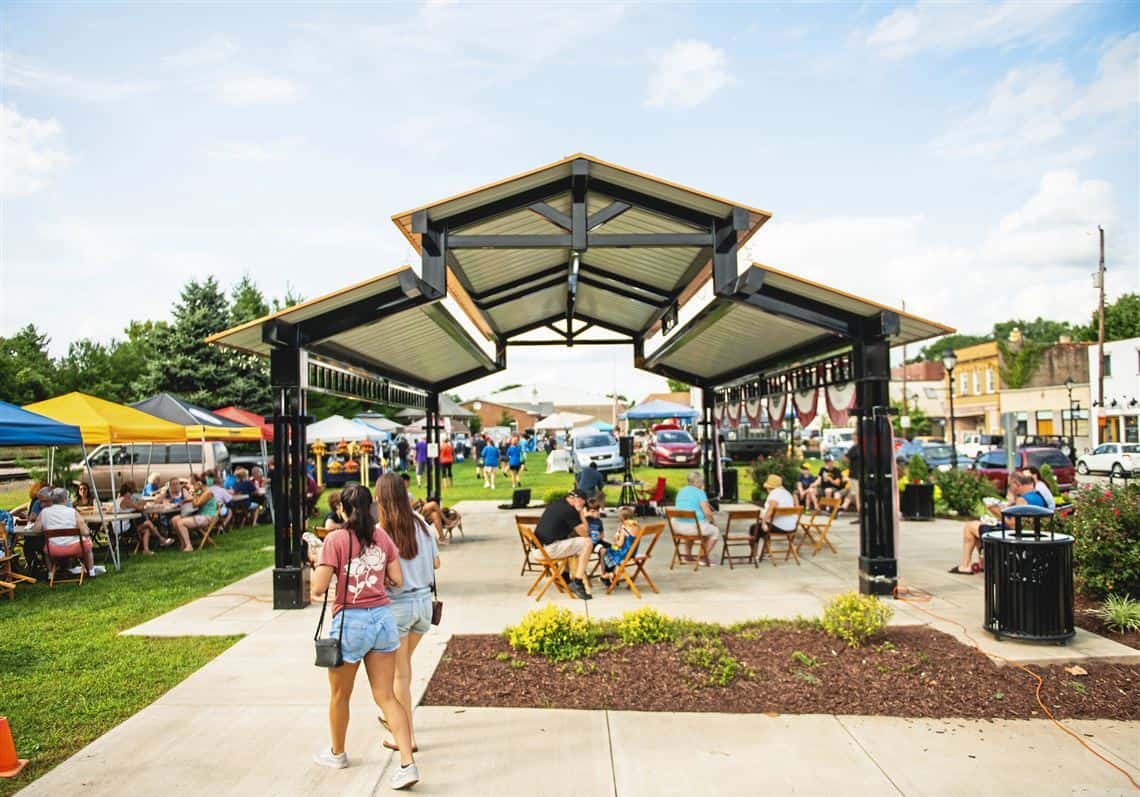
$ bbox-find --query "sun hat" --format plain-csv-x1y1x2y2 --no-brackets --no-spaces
762,474,783,490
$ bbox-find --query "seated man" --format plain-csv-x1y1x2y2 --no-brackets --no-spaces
820,462,846,499
673,471,721,565
231,468,266,512
793,463,818,510
31,487,104,577
951,472,1047,574
533,488,593,600
575,462,606,507
759,474,797,537
1022,466,1056,512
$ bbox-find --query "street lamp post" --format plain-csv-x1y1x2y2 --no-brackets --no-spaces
942,350,959,469
1064,376,1075,461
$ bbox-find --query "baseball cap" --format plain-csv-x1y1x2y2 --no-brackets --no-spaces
567,488,588,500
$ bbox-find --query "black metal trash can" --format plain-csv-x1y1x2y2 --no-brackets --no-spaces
900,482,935,520
721,468,739,503
982,505,1074,643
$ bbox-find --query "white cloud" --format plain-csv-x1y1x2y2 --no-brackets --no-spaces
646,40,731,110
932,34,1139,160
205,137,304,163
165,35,239,68
1,53,158,101
212,74,300,104
1,104,71,196
748,170,1128,335
866,0,1077,59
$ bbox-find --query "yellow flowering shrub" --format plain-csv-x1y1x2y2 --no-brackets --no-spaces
505,605,598,661
616,607,674,645
821,592,893,647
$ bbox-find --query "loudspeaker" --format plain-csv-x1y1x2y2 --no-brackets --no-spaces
498,488,532,510
619,435,633,459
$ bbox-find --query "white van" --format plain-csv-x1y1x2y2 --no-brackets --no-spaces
74,442,231,493
820,428,855,457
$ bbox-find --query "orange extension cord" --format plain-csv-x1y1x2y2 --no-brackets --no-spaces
893,583,1140,791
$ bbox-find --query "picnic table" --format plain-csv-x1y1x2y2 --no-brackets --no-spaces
78,508,141,571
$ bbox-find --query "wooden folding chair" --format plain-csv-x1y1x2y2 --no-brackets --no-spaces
664,508,710,570
720,509,761,569
518,525,572,601
798,497,840,556
760,507,804,566
515,515,543,576
44,529,85,587
194,514,221,551
0,528,36,599
606,523,664,598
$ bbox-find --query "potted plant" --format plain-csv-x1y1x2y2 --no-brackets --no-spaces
900,455,935,520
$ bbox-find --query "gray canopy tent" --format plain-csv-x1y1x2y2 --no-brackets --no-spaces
209,153,951,608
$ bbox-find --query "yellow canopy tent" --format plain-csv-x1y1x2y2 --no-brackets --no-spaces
25,392,188,571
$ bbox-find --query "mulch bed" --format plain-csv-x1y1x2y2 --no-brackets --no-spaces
1074,593,1140,651
423,626,1139,720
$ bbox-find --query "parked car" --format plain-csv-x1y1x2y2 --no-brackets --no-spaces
570,430,624,475
970,447,1076,493
821,428,855,456
1076,443,1139,477
74,442,231,493
958,433,1003,461
648,428,701,467
910,444,968,472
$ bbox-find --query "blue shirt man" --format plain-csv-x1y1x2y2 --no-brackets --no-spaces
481,443,500,468
576,464,605,496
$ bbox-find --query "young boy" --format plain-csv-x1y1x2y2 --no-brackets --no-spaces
481,438,500,488
585,497,605,547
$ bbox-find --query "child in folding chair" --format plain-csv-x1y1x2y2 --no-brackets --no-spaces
585,498,606,548
599,507,639,590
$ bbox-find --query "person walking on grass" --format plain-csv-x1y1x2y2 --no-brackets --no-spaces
507,435,524,488
311,484,420,790
374,473,440,755
481,437,500,489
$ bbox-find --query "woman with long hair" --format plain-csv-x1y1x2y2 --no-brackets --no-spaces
374,473,440,754
310,483,419,790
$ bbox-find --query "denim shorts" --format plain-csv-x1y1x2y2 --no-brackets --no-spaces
329,605,400,663
389,590,432,636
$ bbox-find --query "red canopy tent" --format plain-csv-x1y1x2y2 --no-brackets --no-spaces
214,406,273,441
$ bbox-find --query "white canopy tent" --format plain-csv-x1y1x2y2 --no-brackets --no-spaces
534,411,593,430
306,415,386,443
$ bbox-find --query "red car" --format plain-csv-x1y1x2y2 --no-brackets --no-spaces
970,447,1075,493
648,428,701,467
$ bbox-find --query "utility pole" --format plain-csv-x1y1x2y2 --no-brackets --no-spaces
1097,226,1106,412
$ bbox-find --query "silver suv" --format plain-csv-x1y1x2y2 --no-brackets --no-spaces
570,430,624,475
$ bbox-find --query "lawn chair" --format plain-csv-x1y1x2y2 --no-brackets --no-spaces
515,515,543,576
0,528,33,599
606,522,664,598
760,507,804,566
664,508,709,571
194,514,221,551
44,529,85,587
720,509,761,569
518,524,572,601
797,497,840,556
635,477,667,516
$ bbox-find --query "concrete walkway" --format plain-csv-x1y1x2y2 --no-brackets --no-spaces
18,503,1140,796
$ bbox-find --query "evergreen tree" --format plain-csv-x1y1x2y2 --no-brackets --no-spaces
0,325,56,404
230,274,270,323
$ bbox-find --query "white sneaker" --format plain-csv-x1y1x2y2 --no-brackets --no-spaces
390,762,419,790
313,748,348,769
90,565,107,576
69,566,84,575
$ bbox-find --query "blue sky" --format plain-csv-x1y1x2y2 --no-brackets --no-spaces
2,1,1137,400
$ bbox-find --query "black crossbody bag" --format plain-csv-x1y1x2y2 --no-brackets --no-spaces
314,535,353,668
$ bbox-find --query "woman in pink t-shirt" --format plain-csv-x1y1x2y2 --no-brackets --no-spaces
310,484,419,789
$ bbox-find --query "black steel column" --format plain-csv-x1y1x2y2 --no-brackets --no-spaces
428,392,442,500
854,337,897,596
270,346,311,609
701,388,715,493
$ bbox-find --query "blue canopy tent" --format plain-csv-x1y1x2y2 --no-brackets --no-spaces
620,399,698,421
588,419,615,432
0,400,84,446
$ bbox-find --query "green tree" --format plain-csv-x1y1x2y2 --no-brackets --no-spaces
0,324,56,404
498,409,514,427
892,400,931,436
1076,293,1140,343
468,415,483,434
666,378,690,392
992,317,1078,345
915,333,989,362
230,274,270,323
270,284,304,312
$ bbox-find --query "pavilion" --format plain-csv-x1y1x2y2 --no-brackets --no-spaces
208,154,951,608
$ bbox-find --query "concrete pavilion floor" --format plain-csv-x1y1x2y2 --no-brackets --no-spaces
17,502,1140,797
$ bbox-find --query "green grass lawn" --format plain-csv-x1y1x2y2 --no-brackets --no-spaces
0,524,275,796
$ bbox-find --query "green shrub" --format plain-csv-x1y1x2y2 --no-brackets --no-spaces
1094,594,1140,632
1038,463,1061,496
543,489,568,505
933,469,997,516
750,455,802,502
616,607,675,645
662,484,678,505
905,454,930,484
821,591,893,647
506,605,599,661
1067,484,1140,598
678,636,744,687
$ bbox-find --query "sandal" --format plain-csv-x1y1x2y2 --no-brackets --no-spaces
947,566,974,575
382,739,419,753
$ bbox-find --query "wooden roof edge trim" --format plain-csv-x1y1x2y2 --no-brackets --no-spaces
750,262,956,335
389,152,773,228
204,264,416,345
